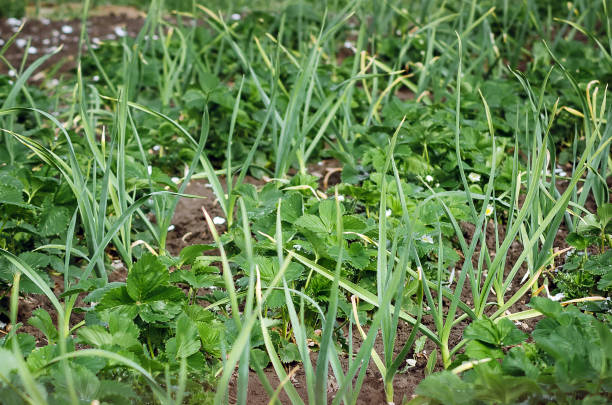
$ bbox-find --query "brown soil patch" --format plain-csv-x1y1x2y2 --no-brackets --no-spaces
0,14,144,78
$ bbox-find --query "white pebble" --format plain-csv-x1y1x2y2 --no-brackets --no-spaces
204,183,213,188
42,38,50,45
343,41,356,53
171,177,180,184
549,292,565,302
46,78,59,89
147,165,153,175
92,75,100,82
114,26,127,37
212,216,226,225
7,18,21,27
0,39,4,46
167,225,175,231
15,38,27,48
40,18,50,25
336,195,345,202
8,70,16,77
152,145,161,151
61,25,74,34
231,13,241,21
28,47,38,54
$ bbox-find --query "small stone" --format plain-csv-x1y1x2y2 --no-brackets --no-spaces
213,216,226,225
114,26,127,37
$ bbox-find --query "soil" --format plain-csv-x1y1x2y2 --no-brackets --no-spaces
0,11,144,79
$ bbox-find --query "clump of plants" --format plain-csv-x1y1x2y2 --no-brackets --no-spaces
0,0,611,404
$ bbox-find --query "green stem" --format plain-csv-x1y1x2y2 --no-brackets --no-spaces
384,379,394,404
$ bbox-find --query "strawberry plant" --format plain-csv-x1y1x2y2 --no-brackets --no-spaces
410,298,612,405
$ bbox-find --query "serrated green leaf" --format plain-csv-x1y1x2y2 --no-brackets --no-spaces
139,299,183,323
0,183,23,204
172,269,220,289
497,318,528,346
265,289,286,309
294,214,328,233
281,192,303,223
185,305,214,323
126,253,168,301
566,232,590,250
279,342,300,363
78,325,114,347
175,313,201,358
98,286,133,308
250,348,270,369
465,340,504,360
107,312,140,349
501,346,540,379
53,365,100,403
178,244,214,266
318,198,344,230
597,203,612,227
28,308,58,344
197,322,222,357
97,380,136,401
0,348,19,379
528,297,562,319
1,333,36,356
38,205,70,236
414,371,474,405
342,215,369,233
464,319,499,345
18,252,50,269
26,344,56,371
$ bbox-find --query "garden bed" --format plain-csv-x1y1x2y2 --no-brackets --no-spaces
0,2,610,405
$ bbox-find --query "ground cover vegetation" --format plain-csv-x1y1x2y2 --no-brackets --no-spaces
0,0,611,403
